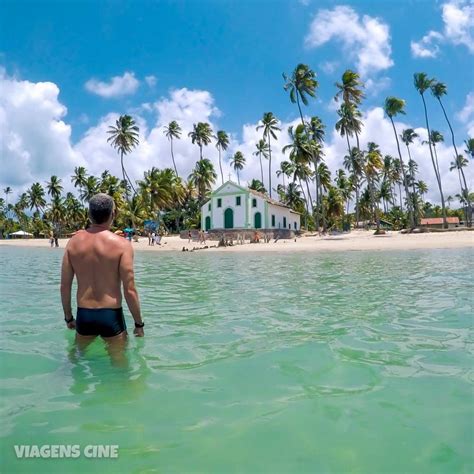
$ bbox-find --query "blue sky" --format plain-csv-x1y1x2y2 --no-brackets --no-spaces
1,0,473,201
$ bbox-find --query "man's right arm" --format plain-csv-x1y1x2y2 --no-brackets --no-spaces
119,243,144,336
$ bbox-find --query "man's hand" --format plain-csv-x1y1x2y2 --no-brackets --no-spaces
133,326,144,337
66,319,76,330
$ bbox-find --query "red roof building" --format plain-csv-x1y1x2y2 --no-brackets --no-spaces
420,217,460,225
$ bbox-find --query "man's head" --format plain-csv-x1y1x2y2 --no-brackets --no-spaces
89,193,115,225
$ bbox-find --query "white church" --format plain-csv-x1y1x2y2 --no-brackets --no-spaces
201,181,300,231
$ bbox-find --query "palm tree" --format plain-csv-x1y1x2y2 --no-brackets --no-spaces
256,112,280,197
336,102,363,151
343,147,364,225
248,179,266,193
465,138,474,159
277,160,294,188
71,166,88,202
3,187,12,220
383,97,415,228
163,121,182,175
414,73,448,228
46,175,63,199
450,154,470,221
230,151,246,185
283,63,318,126
364,142,383,230
335,69,365,106
188,122,213,162
107,115,140,195
188,158,217,204
284,182,305,213
215,130,229,185
80,176,99,203
253,139,269,186
27,183,46,214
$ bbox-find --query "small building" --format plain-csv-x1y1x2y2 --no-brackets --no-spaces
201,181,300,232
420,217,460,229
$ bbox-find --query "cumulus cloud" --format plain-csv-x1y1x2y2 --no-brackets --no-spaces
145,75,157,88
457,91,474,137
304,5,393,77
411,0,474,58
0,69,83,189
85,71,139,98
411,31,444,58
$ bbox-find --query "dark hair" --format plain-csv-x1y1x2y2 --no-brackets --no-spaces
89,193,114,224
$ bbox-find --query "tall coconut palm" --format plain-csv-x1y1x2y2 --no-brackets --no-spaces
46,175,63,199
308,116,326,230
414,73,448,228
256,112,280,197
3,187,12,219
188,158,217,204
215,130,229,185
365,142,383,230
163,121,182,176
383,97,415,228
277,160,294,188
230,151,246,185
335,69,365,106
343,147,364,225
400,129,419,221
71,166,88,201
27,183,46,214
107,115,140,196
253,139,269,186
465,138,474,159
283,63,318,126
336,102,363,151
188,122,213,162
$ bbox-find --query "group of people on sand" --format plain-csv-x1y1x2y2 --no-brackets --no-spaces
187,229,207,245
147,230,163,246
49,230,59,248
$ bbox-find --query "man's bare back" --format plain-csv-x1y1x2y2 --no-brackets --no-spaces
67,228,127,309
60,193,144,341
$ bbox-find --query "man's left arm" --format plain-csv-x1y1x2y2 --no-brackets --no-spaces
60,248,76,329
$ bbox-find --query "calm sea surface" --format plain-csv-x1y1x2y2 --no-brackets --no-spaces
0,246,473,473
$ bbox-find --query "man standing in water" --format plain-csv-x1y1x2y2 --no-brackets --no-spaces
60,193,144,347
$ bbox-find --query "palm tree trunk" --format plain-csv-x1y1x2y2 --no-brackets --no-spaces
320,182,327,232
259,155,264,185
170,138,178,175
314,165,320,231
421,93,447,228
389,117,414,228
218,148,224,185
268,133,272,198
305,178,313,212
438,97,471,226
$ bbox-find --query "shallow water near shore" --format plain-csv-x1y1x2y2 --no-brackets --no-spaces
0,246,473,473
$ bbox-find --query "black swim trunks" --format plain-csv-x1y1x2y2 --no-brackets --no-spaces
76,307,127,337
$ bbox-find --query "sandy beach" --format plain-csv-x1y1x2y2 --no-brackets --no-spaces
1,230,472,253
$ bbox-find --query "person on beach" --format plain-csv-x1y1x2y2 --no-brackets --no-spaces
151,231,156,246
188,230,192,243
49,230,54,248
60,193,144,353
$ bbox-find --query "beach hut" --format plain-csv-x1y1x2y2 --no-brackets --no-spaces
10,230,33,239
200,180,300,232
420,217,460,229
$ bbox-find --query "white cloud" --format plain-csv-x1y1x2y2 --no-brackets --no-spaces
0,69,83,189
305,5,393,77
145,75,157,88
457,91,474,137
411,31,444,58
442,0,474,52
320,60,339,75
411,0,474,58
85,71,139,98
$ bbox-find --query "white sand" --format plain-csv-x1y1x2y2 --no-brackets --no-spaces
1,230,472,253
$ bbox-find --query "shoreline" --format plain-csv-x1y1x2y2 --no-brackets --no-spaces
0,230,472,253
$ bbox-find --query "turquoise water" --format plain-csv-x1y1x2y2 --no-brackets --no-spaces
0,246,473,473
